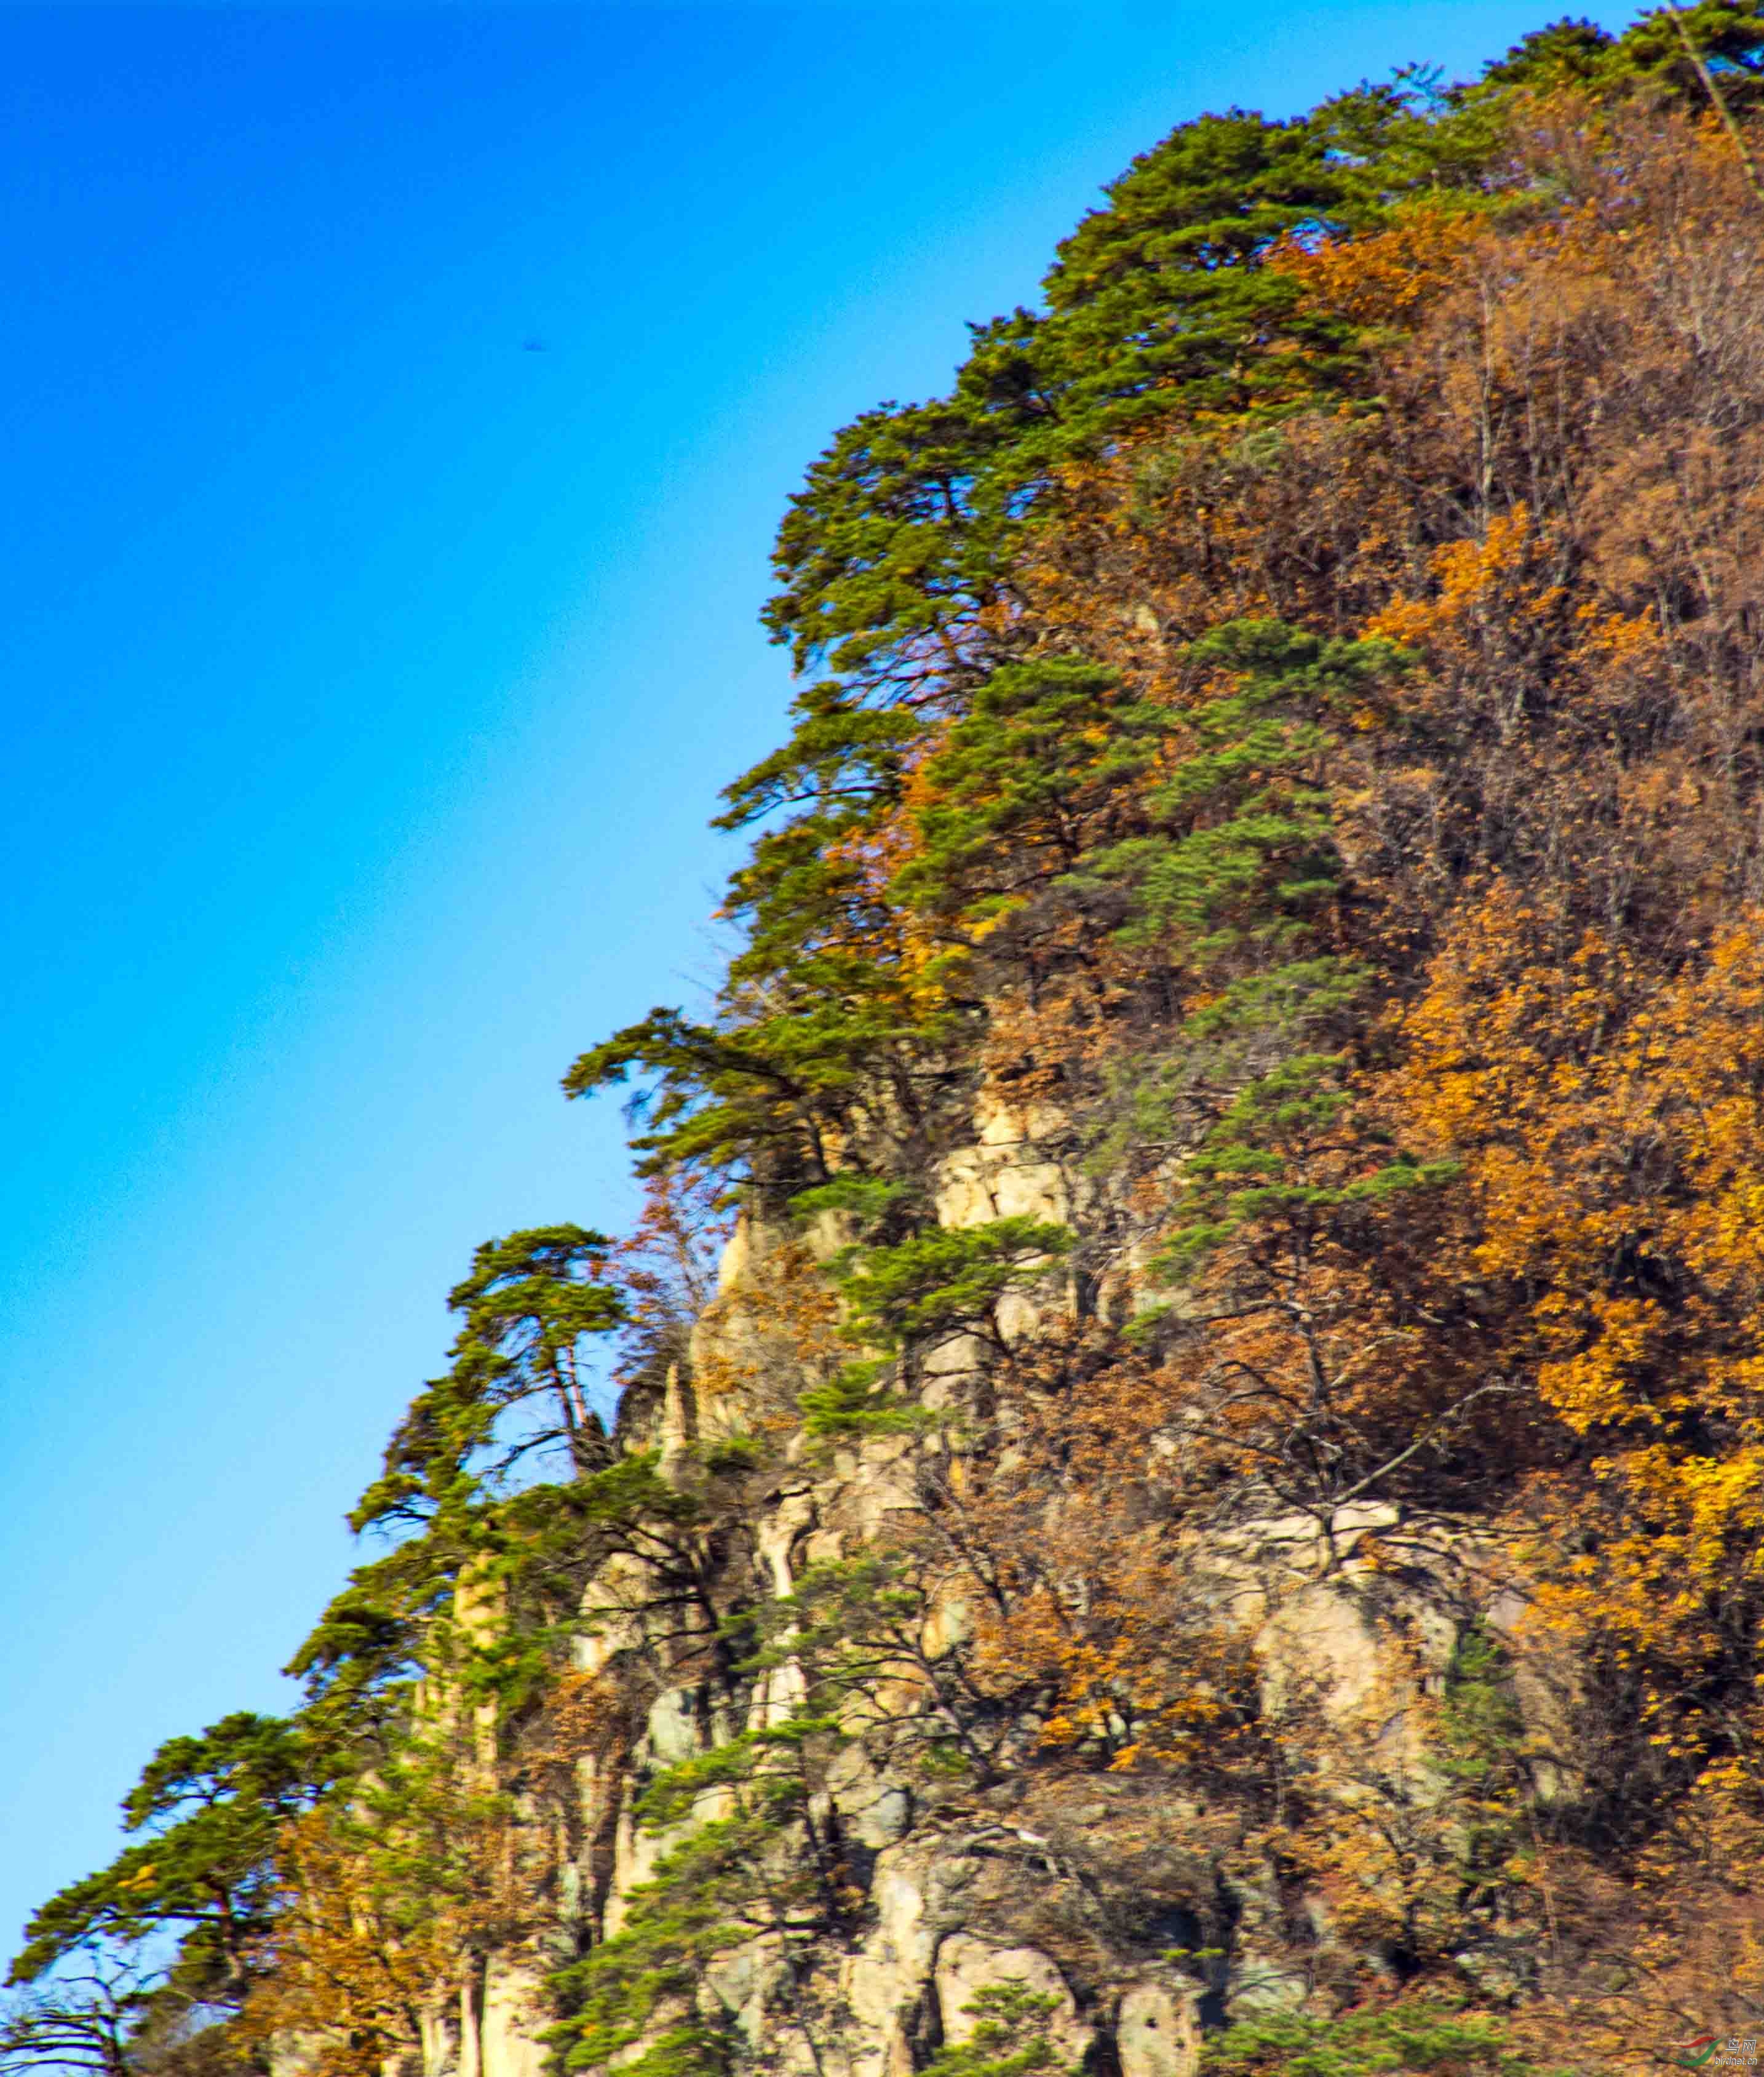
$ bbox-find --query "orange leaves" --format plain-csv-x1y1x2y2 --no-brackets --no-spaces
977,105,1764,1966
1570,597,1664,672
1397,895,1764,1766
1399,895,1764,1414
1367,508,1555,652
928,1326,1273,1785
1033,1612,1260,1777
1266,204,1487,333
1363,508,1585,756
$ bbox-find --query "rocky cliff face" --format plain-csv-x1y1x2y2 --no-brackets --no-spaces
20,55,1764,2077
433,1086,1559,2077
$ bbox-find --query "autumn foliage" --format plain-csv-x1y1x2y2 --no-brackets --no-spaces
22,15,1764,2076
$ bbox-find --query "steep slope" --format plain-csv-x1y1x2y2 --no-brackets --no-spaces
15,12,1764,2077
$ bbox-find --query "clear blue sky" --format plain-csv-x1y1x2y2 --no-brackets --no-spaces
0,0,1634,1962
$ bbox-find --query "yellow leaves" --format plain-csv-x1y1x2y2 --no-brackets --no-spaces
1714,1180,1764,1274
1679,1451,1764,1574
1033,1616,1258,1775
1538,1298,1669,1437
238,1810,447,2077
819,811,944,1005
525,1665,633,1775
980,1572,1252,1772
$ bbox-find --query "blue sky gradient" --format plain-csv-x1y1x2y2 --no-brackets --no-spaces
0,0,1634,1962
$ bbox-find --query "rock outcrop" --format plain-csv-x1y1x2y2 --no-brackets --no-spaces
424,1091,1559,2077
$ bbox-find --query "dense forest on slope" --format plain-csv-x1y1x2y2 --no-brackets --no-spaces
14,9,1764,2075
